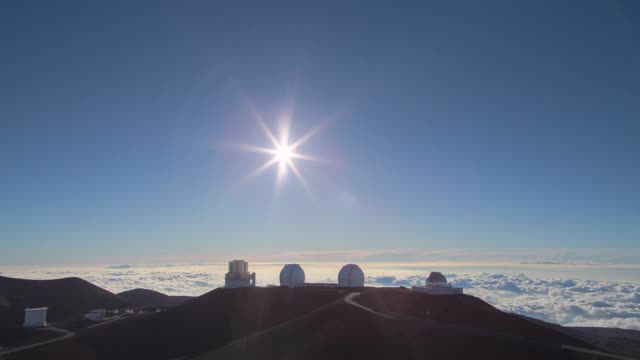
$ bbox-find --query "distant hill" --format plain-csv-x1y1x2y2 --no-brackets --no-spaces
9,286,613,360
117,288,193,308
0,275,130,330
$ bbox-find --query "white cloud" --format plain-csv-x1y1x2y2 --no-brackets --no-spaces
258,248,640,266
2,264,639,330
367,273,640,330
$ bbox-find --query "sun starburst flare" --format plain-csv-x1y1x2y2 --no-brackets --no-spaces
228,103,328,197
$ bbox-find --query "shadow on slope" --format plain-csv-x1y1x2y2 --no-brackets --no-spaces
0,276,130,330
117,288,193,308
9,287,611,360
356,287,592,347
200,297,592,360
9,287,347,360
567,327,640,359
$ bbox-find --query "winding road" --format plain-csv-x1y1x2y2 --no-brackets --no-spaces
2,293,637,360
343,292,638,360
343,292,395,319
0,327,75,356
560,345,639,360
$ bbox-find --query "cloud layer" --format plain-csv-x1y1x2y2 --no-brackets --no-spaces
1,264,638,330
367,273,640,330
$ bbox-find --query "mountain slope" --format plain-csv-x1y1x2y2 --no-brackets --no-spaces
566,327,640,358
10,287,347,359
7,287,613,360
200,300,588,360
355,287,585,347
0,275,130,329
117,288,193,308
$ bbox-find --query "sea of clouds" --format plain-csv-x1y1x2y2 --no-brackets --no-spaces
1,263,638,330
367,273,640,330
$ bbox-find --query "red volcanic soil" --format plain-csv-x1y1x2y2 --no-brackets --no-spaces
0,276,130,330
117,288,193,308
7,287,608,360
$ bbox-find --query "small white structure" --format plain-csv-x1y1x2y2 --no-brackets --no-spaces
412,272,463,295
224,260,256,288
279,264,306,287
23,307,48,328
338,264,365,287
84,309,106,321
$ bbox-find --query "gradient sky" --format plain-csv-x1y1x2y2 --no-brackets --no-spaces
1,1,639,265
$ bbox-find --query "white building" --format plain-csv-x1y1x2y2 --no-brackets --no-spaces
23,307,48,328
84,309,106,321
224,260,256,288
338,264,365,287
412,272,463,295
280,264,306,287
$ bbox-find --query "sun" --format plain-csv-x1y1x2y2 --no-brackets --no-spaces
227,104,329,196
276,145,292,164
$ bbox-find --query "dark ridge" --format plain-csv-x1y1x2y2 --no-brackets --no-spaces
10,287,347,359
117,288,193,308
355,287,592,348
566,327,640,358
7,286,616,360
0,275,130,330
200,299,587,360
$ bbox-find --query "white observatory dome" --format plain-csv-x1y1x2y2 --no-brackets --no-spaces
280,264,306,287
338,264,365,287
425,272,448,286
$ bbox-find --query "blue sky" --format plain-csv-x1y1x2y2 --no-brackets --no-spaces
1,1,639,265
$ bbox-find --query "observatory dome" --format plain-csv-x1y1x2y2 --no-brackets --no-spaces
425,272,448,286
338,264,365,287
279,264,306,287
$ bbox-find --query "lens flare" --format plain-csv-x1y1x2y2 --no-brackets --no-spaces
228,99,328,197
